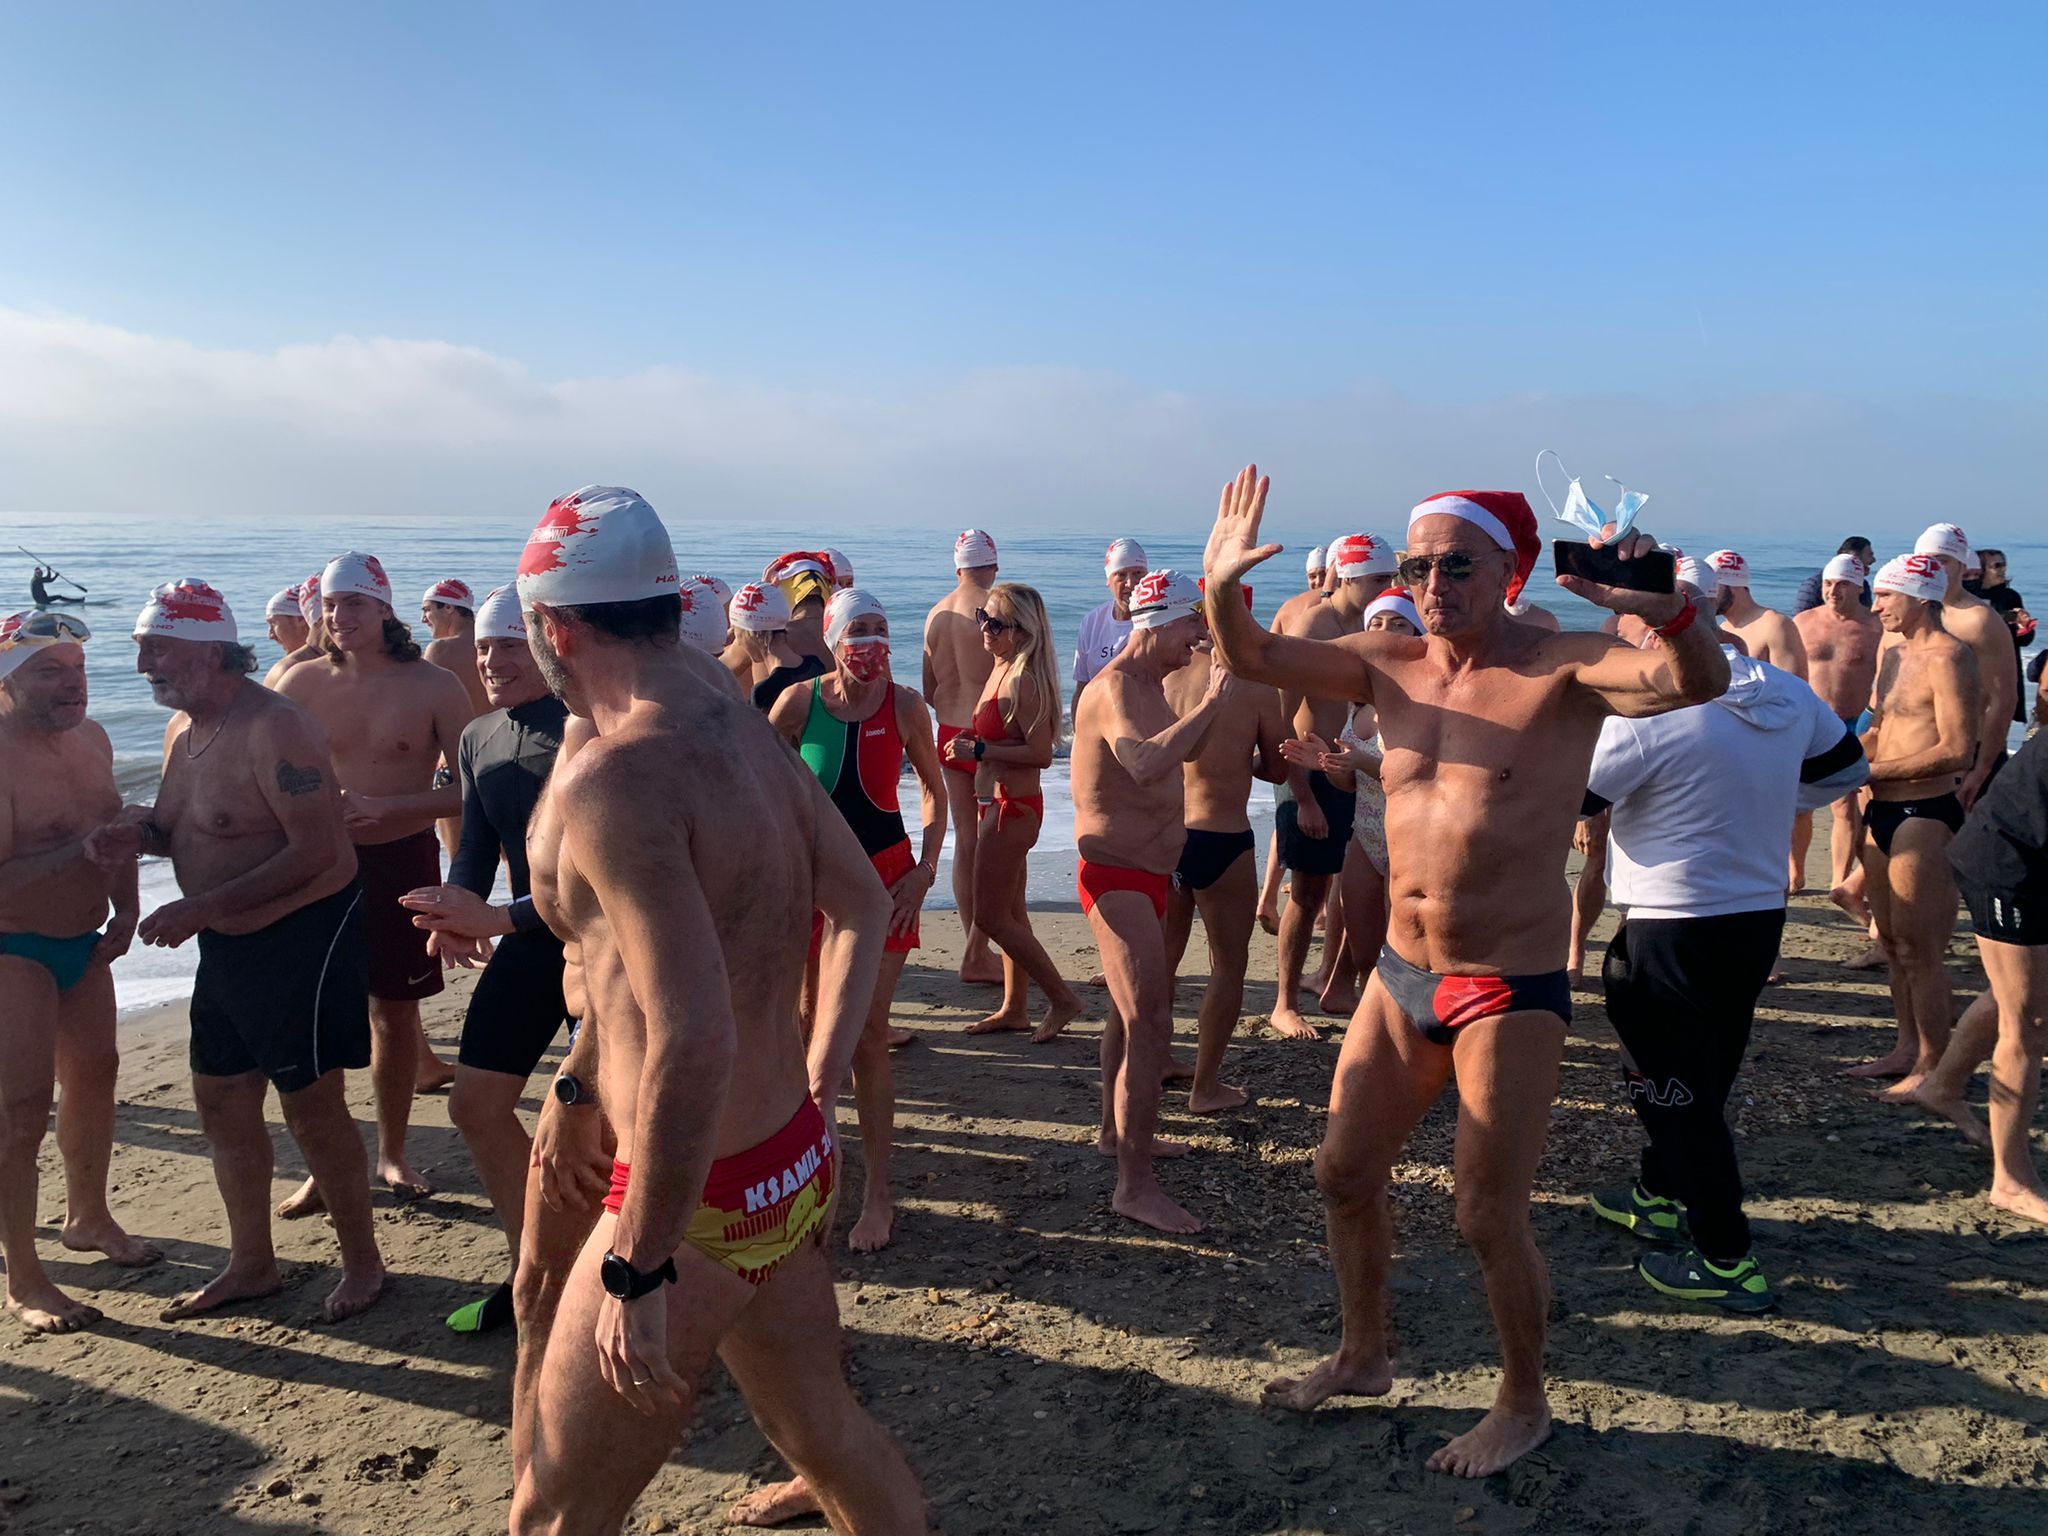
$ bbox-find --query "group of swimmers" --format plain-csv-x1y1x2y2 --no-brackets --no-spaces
1,479,2043,1529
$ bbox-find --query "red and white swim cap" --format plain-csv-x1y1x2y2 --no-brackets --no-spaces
1362,588,1423,633
298,572,324,628
423,578,475,611
1306,546,1329,576
1105,538,1148,576
1408,491,1542,605
322,551,393,606
266,586,303,619
1822,553,1867,583
1874,553,1947,604
1329,533,1397,580
1674,555,1719,598
954,530,998,570
1706,549,1750,587
1913,523,1970,564
821,548,853,585
516,487,678,608
729,582,793,633
824,588,888,649
135,580,239,643
677,577,730,652
691,573,732,607
474,586,527,642
1128,569,1204,630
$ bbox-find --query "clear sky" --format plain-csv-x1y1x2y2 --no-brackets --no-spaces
2,2,2043,536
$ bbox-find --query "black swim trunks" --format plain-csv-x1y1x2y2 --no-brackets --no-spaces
1866,793,1966,857
1376,943,1571,1047
457,927,572,1077
1173,828,1256,893
1957,876,2048,946
1275,770,1355,878
190,883,370,1093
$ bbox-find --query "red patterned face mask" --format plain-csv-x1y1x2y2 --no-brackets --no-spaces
840,638,891,682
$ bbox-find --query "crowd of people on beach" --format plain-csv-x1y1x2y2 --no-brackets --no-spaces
2,475,2043,1530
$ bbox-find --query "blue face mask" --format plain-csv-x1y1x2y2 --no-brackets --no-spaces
1536,450,1647,539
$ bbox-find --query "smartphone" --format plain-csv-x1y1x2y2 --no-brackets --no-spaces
1552,539,1676,595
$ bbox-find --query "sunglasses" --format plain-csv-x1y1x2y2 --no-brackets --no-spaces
4,611,92,644
1396,553,1481,586
974,608,1020,635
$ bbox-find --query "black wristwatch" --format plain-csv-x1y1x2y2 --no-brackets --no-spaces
552,1072,593,1108
600,1250,677,1301
972,738,986,761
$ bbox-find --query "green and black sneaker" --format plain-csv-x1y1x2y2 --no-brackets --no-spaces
1637,1248,1777,1313
1588,1183,1689,1244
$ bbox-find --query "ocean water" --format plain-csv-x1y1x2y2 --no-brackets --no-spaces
10,516,2039,1014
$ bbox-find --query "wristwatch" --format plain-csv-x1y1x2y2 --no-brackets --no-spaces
552,1072,593,1108
972,738,986,761
600,1250,678,1301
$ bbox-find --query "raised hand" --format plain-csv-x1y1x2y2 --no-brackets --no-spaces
1555,523,1687,622
1202,464,1281,586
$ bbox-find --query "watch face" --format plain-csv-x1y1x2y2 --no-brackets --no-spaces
553,1074,577,1105
600,1251,632,1299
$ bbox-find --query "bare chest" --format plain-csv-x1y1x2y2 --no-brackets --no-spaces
158,735,274,840
301,672,443,784
1799,618,1877,670
1376,663,1592,801
4,739,119,850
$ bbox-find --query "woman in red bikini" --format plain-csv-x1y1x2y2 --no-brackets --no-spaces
942,583,1084,1041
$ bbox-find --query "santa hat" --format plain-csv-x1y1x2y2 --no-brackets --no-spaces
1407,492,1541,604
1362,587,1423,633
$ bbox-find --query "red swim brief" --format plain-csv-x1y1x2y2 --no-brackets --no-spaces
1077,858,1170,921
810,839,920,956
936,723,977,778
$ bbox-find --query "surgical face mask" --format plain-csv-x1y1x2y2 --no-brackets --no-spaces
840,637,891,682
1536,450,1646,540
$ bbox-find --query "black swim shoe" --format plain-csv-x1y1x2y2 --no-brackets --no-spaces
1637,1248,1777,1313
446,1279,516,1335
1588,1183,1690,1244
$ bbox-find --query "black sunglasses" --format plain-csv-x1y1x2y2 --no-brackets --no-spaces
974,607,1019,635
1396,553,1480,586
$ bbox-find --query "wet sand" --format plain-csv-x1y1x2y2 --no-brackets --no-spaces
5,857,2046,1535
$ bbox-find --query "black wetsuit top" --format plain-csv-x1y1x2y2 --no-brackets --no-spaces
751,655,829,712
449,695,568,931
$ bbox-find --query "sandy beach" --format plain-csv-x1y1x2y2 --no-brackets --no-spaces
5,860,2046,1536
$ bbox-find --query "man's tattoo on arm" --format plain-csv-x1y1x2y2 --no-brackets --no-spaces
275,761,324,796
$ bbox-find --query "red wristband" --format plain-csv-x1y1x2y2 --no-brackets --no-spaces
1652,596,1699,639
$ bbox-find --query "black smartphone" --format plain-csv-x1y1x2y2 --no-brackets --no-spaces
1552,539,1676,595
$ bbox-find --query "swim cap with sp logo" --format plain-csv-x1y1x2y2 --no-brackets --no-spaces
474,586,528,642
1128,570,1204,630
135,580,239,643
423,578,476,611
1913,523,1970,564
517,487,678,608
322,551,393,606
1706,550,1750,587
1329,533,1397,579
730,582,792,633
954,530,998,570
1874,553,1947,604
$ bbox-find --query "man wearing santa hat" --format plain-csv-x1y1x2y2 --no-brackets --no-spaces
1203,465,1728,1479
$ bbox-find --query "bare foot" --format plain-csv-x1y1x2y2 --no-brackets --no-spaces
276,1176,325,1220
1988,1184,2048,1226
1029,996,1083,1044
1112,1182,1202,1234
414,1058,456,1095
160,1260,284,1321
1875,1072,1936,1102
1083,971,1107,988
1427,1402,1553,1478
7,1281,103,1335
378,1159,434,1201
1161,1053,1195,1083
847,1199,894,1253
1257,907,1279,937
1828,883,1871,926
1843,943,1888,971
886,1027,915,1050
1316,985,1359,1018
727,1478,820,1528
1097,1132,1191,1159
957,965,1004,986
966,1008,1030,1034
61,1217,163,1267
1842,1051,1916,1080
1764,970,1786,986
321,1265,388,1322
1902,1082,1991,1148
1187,1082,1250,1114
1260,1350,1393,1412
1267,1006,1322,1042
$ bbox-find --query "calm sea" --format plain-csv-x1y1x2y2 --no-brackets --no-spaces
12,515,2038,1014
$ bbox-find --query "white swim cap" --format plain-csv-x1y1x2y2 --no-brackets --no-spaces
1706,549,1750,587
1913,523,1970,564
1128,569,1204,630
1362,588,1423,633
677,577,730,652
516,487,678,608
954,530,998,570
730,581,792,633
824,588,888,649
322,551,394,606
1874,553,1947,604
691,573,732,607
1675,555,1719,599
474,586,527,642
423,578,476,611
1822,553,1867,583
1105,538,1148,576
1306,545,1329,575
821,548,853,585
0,610,90,682
135,580,239,643
1329,533,1398,580
297,572,323,628
266,586,302,619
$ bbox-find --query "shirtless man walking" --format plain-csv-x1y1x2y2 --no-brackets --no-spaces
90,581,386,1321
506,487,927,1534
1795,554,1883,911
1270,533,1395,1039
1,612,160,1333
1162,618,1288,1114
278,552,473,1205
1851,554,1981,1093
923,530,1003,984
1913,523,2019,808
1072,571,1235,1233
422,578,489,860
1205,467,1728,1478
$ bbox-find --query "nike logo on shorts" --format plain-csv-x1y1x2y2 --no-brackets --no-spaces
407,968,436,986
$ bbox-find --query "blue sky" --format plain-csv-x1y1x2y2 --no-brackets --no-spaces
2,3,2043,534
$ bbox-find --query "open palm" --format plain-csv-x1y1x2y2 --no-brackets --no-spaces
1203,464,1281,585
